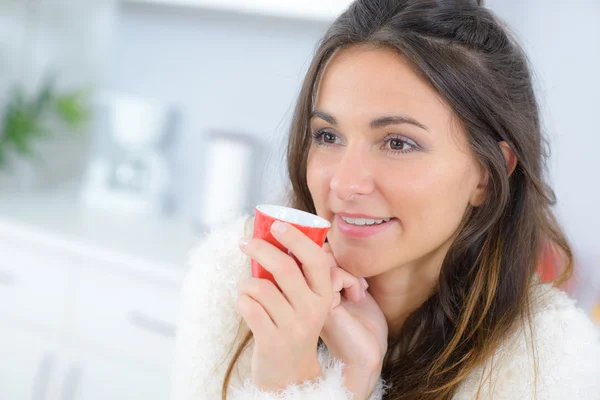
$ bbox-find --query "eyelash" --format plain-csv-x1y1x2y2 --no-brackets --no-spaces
310,129,419,155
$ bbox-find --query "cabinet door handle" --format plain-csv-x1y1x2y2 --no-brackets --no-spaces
60,363,83,400
32,352,54,400
127,310,176,338
0,270,16,286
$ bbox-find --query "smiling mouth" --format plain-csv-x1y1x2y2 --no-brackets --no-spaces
340,216,394,226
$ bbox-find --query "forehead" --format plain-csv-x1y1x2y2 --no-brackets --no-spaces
313,45,451,122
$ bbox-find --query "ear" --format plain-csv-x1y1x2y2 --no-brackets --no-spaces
469,142,518,207
499,141,518,176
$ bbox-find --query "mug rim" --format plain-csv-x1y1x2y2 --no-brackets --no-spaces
255,204,331,229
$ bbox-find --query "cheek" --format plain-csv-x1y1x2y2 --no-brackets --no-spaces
384,158,475,237
306,154,333,212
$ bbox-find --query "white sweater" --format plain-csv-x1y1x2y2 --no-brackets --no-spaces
170,216,600,400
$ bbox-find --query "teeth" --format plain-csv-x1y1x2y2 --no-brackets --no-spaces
341,216,391,226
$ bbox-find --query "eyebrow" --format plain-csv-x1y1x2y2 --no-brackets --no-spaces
310,110,429,132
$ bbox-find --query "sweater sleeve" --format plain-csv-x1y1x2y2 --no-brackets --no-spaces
230,344,389,400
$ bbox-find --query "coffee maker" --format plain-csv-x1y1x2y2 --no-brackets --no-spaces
81,93,173,215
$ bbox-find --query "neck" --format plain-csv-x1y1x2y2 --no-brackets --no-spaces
366,240,451,339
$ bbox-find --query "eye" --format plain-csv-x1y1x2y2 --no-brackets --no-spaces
311,129,340,146
389,138,407,150
383,135,419,154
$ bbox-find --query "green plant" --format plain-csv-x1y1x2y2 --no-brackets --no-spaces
0,78,91,168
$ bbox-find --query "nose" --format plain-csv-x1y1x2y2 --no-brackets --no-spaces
330,145,375,201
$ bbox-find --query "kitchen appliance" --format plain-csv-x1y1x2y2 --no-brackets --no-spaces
197,131,260,229
81,93,173,215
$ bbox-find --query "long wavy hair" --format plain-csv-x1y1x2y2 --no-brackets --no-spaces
222,0,572,398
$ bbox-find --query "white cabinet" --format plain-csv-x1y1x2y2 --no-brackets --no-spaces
0,321,175,400
76,354,170,400
0,194,199,400
0,238,72,331
47,348,171,400
71,263,179,366
0,325,57,400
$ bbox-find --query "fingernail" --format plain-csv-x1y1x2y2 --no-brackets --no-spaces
271,220,287,233
239,237,251,247
360,277,369,290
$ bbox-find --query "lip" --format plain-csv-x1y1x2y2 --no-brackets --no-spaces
335,214,396,238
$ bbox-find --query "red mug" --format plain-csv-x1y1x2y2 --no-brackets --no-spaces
252,205,331,287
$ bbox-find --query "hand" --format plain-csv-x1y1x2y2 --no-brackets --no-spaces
321,244,388,399
236,221,336,391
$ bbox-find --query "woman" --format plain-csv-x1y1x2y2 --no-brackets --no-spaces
171,0,600,399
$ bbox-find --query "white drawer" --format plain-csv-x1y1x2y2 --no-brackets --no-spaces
72,262,180,366
0,236,71,331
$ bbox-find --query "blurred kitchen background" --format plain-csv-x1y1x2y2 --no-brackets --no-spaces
0,0,598,399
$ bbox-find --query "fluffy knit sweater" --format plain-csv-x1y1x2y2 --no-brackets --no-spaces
170,216,600,399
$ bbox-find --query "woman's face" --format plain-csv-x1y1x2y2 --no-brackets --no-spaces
306,45,487,278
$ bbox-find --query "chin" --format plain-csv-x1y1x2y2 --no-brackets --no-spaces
330,246,374,277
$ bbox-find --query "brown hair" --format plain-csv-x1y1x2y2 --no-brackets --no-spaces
222,0,572,398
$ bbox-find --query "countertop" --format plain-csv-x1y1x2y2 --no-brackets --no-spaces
0,191,202,279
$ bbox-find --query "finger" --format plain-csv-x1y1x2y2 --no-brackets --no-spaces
270,221,333,297
239,238,311,308
237,278,294,327
331,266,366,304
235,293,277,341
331,291,341,309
